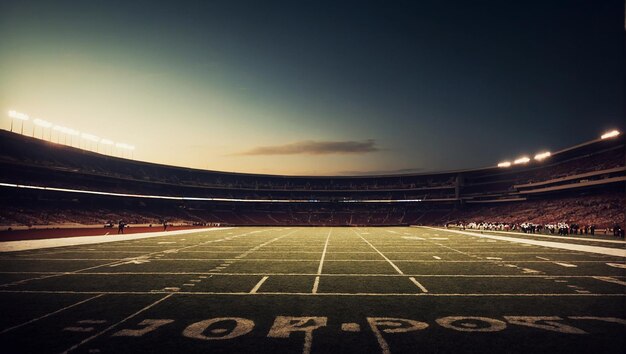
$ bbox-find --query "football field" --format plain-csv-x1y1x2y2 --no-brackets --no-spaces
0,226,625,353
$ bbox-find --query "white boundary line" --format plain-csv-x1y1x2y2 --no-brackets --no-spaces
1,271,623,278
425,227,626,258
61,293,174,353
473,229,626,244
0,293,104,334
0,228,234,252
4,258,620,263
0,289,623,297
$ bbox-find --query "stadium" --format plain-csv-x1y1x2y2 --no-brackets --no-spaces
1,1,625,353
0,127,624,354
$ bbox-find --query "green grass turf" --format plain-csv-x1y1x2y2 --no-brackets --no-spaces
0,226,624,353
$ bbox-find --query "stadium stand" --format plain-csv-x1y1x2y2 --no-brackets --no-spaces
0,130,624,231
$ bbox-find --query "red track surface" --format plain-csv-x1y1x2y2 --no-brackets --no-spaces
0,226,208,242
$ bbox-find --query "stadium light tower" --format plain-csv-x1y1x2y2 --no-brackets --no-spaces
513,156,530,165
534,151,551,161
100,139,114,154
601,130,621,139
81,133,100,151
497,161,511,168
8,110,29,134
33,118,53,140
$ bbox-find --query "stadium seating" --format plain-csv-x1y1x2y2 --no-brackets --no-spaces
0,130,624,229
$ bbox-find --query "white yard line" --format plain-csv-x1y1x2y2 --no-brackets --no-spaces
316,230,332,275
0,289,623,297
0,294,104,334
249,276,269,294
593,276,626,287
425,227,626,258
312,276,321,294
353,230,404,274
61,293,174,354
408,277,428,293
0,228,234,252
2,271,624,278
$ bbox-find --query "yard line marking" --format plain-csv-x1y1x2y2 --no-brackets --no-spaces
1,228,278,288
1,271,622,278
606,263,626,269
316,229,333,275
536,256,551,261
408,277,428,293
249,276,269,294
0,294,104,334
312,276,321,294
433,256,441,260
593,276,626,287
553,262,578,268
0,289,623,297
353,230,404,275
61,293,174,354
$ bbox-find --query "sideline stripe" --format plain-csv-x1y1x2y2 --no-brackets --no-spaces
424,227,626,257
1,271,623,278
474,229,626,245
0,228,234,252
4,258,620,263
61,293,174,354
0,294,104,334
249,276,269,294
0,289,623,297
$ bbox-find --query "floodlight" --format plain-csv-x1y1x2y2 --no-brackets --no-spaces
534,151,551,161
497,161,511,168
100,139,114,145
81,133,100,142
33,118,52,128
65,128,80,136
8,110,29,120
115,142,135,150
601,130,620,139
513,156,530,165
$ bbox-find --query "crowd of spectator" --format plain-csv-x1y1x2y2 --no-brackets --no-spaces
447,221,624,238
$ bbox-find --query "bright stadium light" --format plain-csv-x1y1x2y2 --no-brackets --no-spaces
33,118,52,128
534,151,551,161
513,156,530,165
100,139,114,145
81,132,100,142
8,110,29,134
115,142,134,149
65,128,80,136
497,161,511,168
601,130,620,139
8,110,29,121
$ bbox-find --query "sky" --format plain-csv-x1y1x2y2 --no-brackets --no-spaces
0,0,623,176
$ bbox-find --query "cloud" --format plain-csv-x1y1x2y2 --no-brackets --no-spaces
237,139,380,156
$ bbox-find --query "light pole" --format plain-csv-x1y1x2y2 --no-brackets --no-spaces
8,110,29,134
